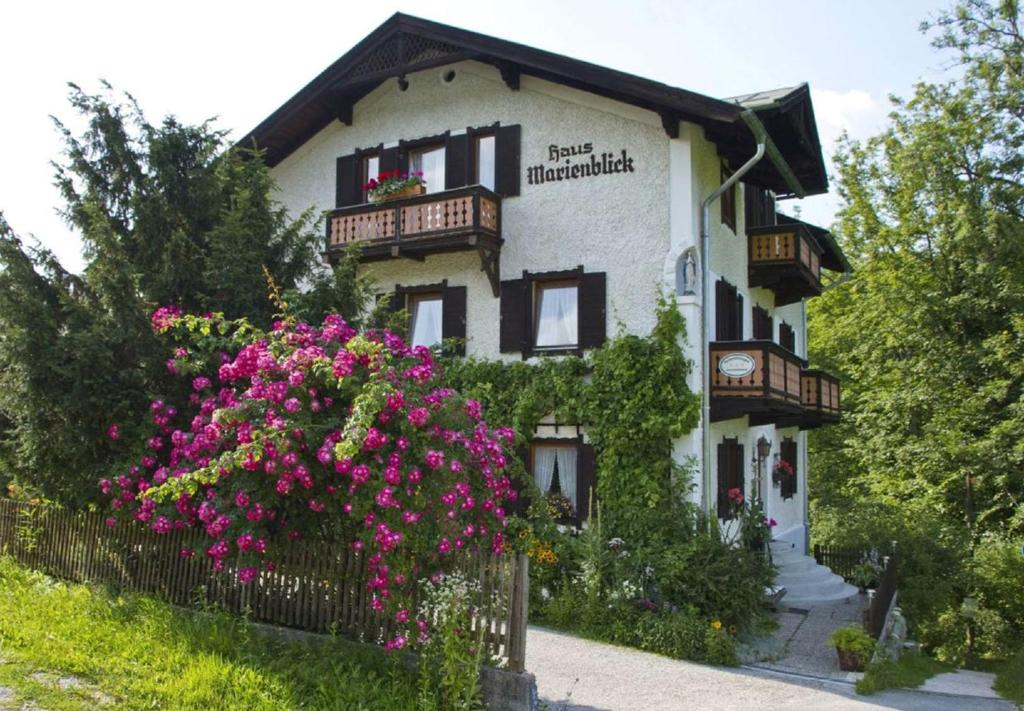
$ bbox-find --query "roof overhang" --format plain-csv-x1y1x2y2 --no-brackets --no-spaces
236,13,829,197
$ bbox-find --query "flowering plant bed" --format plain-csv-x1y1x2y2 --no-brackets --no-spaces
364,170,426,203
101,303,518,653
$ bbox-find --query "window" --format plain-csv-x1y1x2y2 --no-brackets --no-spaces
474,134,496,191
528,440,597,525
410,145,445,194
780,437,798,499
715,279,744,340
500,270,605,356
752,305,773,340
534,281,579,349
408,293,443,348
721,164,736,233
779,322,796,352
717,437,744,520
389,283,467,355
361,153,380,202
532,443,579,513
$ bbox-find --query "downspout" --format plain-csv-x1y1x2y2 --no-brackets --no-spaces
699,110,806,516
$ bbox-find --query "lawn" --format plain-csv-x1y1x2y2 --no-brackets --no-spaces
855,649,952,695
993,649,1024,708
0,555,420,710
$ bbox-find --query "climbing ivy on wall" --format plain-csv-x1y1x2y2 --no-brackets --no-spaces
441,295,701,546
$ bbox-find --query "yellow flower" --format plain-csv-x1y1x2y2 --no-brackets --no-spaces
711,620,722,631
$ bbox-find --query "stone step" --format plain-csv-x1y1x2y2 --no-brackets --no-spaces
778,574,850,599
773,555,820,574
783,582,860,608
770,540,799,554
776,565,844,588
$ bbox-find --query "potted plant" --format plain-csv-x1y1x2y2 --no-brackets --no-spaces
829,625,875,671
851,561,881,593
364,170,426,203
728,489,776,551
543,491,576,526
771,458,794,487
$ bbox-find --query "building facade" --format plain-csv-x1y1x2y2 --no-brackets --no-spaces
243,14,848,557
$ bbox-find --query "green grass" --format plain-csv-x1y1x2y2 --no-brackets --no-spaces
993,649,1024,707
0,555,420,710
855,650,952,695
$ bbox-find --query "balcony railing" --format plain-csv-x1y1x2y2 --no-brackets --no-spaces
748,223,823,306
800,369,841,427
710,340,804,422
325,185,503,295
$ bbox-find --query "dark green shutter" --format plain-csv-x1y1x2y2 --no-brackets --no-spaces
576,442,597,524
578,272,607,349
336,154,360,207
494,124,521,197
441,285,467,356
445,134,470,189
499,278,530,354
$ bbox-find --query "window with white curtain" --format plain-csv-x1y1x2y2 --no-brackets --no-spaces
534,282,578,349
409,293,443,348
532,443,579,510
475,134,496,191
410,145,445,194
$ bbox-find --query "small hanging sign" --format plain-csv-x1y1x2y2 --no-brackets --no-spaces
719,353,756,378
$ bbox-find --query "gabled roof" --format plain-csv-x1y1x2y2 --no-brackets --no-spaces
238,13,829,196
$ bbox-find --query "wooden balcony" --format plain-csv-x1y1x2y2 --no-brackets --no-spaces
325,185,502,295
799,369,841,428
710,340,804,423
748,223,823,306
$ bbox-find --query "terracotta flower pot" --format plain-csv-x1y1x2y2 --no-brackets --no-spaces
836,648,865,672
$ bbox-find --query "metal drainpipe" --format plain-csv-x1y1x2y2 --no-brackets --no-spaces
699,110,806,517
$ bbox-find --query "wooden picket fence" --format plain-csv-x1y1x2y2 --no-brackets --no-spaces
0,499,529,671
812,544,866,582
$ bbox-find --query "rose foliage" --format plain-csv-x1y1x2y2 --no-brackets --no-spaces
102,308,517,650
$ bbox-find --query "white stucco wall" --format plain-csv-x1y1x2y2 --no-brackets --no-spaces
267,54,816,536
270,60,671,360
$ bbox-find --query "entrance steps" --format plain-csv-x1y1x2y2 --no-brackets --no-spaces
771,540,859,609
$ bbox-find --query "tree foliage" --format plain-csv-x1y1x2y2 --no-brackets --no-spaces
0,84,371,505
808,0,1024,656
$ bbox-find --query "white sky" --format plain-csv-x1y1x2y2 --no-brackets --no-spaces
3,0,952,273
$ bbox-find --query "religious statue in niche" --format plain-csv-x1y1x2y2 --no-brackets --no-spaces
677,248,698,296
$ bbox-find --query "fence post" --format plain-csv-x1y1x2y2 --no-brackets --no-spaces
506,553,529,673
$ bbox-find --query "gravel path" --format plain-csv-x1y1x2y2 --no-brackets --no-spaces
526,626,1014,711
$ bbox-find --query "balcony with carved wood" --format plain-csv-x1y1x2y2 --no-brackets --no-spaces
798,369,841,428
325,185,502,295
748,223,823,306
710,340,805,423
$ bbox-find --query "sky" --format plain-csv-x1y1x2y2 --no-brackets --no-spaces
2,0,955,273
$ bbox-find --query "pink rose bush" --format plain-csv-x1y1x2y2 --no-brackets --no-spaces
102,308,518,649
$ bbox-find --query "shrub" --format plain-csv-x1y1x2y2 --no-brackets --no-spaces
830,625,875,657
102,308,519,651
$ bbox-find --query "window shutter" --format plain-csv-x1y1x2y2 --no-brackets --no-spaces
335,154,361,208
494,124,521,197
445,134,470,189
441,285,467,356
717,441,730,519
578,272,607,349
715,280,729,340
735,292,744,340
499,278,529,354
576,442,597,524
781,438,798,499
717,438,744,519
379,146,400,175
389,288,406,316
779,322,795,351
753,305,772,340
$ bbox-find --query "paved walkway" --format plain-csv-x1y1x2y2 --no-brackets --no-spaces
744,596,868,680
526,626,1014,711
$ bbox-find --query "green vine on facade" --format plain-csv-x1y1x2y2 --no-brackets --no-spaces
441,295,701,546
